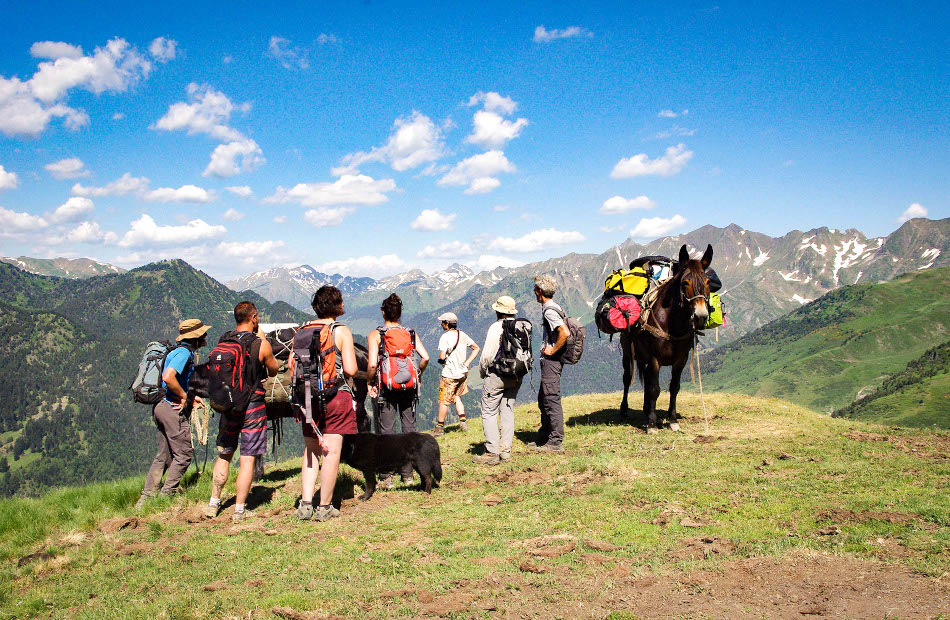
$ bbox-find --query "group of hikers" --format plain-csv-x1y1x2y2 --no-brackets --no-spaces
135,274,575,522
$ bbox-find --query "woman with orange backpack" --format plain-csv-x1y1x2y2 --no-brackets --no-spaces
366,293,430,487
290,285,358,522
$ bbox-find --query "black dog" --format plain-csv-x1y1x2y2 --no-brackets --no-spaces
341,433,442,500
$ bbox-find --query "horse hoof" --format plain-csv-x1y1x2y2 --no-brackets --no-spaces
647,427,659,435
670,423,680,432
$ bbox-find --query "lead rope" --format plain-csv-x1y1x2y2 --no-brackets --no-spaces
693,336,710,434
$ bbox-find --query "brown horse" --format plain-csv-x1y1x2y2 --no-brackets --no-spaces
619,244,713,433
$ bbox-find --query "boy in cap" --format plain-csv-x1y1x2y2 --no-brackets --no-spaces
473,296,523,464
135,319,210,508
431,311,479,437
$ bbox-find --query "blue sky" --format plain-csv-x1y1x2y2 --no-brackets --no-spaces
0,0,947,280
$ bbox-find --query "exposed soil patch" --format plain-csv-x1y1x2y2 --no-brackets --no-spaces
98,516,142,535
816,508,918,525
674,536,736,560
485,467,554,486
17,551,54,567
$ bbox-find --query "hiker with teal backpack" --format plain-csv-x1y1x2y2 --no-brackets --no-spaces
290,286,358,522
366,293,429,488
134,319,210,509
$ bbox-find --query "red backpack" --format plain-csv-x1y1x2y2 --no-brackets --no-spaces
377,326,418,391
207,331,261,414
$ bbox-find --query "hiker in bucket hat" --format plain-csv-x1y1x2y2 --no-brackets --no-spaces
473,295,526,465
431,311,479,437
135,319,210,508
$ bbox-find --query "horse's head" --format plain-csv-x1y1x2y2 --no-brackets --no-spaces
674,244,714,330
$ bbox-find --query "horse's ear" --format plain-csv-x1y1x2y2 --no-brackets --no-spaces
678,244,690,265
701,244,713,270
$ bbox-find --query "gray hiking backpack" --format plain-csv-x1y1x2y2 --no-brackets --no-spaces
130,341,180,404
492,318,533,378
552,307,586,365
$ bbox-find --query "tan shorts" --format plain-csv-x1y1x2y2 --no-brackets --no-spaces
438,376,469,405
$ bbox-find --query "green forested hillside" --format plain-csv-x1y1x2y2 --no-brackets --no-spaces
833,340,950,427
0,260,309,497
702,266,950,419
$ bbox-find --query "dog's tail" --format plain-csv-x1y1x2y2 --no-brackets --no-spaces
433,459,442,483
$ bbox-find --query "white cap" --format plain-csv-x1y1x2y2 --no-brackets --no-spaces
437,312,458,323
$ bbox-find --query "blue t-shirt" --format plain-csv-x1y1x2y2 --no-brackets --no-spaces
162,344,196,403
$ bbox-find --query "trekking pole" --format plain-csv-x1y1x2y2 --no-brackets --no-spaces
693,337,710,434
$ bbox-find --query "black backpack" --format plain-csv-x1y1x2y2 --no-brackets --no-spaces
551,306,585,365
206,331,261,414
492,318,533,378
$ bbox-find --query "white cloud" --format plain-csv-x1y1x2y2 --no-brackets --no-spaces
225,185,254,198
611,143,694,179
30,41,84,60
466,111,529,149
898,203,928,223
316,33,338,45
465,254,523,271
222,208,245,221
0,206,48,235
599,224,627,233
153,83,246,142
72,173,149,197
487,228,585,253
267,36,309,70
112,112,125,120
438,150,515,194
1,38,153,137
492,205,510,212
148,37,178,62
655,126,695,139
411,209,457,231
467,91,517,115
264,174,397,207
273,215,287,224
216,240,285,262
658,109,678,118
599,195,656,214
417,240,476,258
629,214,688,240
203,138,265,178
316,254,409,278
118,214,226,247
44,157,89,180
533,25,593,43
303,207,354,228
65,221,117,244
0,165,19,191
333,112,446,175
50,196,94,223
143,184,216,203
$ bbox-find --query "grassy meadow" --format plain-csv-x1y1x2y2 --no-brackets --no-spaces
2,391,949,618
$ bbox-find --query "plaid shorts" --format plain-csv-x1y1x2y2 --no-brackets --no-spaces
438,375,469,405
217,393,268,457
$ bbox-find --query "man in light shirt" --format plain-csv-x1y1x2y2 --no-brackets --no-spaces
473,296,522,465
431,312,479,436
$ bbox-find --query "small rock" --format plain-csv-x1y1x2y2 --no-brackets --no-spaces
519,561,545,574
483,493,503,506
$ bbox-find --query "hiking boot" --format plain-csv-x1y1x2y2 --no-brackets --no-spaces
431,426,445,437
535,443,564,453
499,451,511,462
203,503,221,519
472,453,500,466
401,475,414,485
295,503,314,521
134,494,149,510
459,421,468,432
232,509,254,523
379,475,396,490
313,505,340,522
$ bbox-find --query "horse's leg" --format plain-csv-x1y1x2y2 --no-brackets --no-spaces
668,357,687,432
642,359,661,434
620,336,632,417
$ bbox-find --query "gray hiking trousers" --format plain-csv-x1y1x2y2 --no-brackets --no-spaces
480,373,521,456
537,357,564,447
142,400,194,496
374,389,417,479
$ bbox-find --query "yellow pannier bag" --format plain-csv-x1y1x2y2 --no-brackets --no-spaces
705,292,724,329
604,267,649,296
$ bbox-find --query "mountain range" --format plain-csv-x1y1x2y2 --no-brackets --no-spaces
0,256,125,279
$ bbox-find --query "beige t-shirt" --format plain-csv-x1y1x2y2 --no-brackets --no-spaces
439,330,475,380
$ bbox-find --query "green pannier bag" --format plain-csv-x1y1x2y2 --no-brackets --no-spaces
705,292,724,329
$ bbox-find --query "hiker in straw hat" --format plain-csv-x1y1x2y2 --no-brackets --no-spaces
473,295,528,465
135,319,210,508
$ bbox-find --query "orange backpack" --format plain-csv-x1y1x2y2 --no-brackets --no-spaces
377,326,418,391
